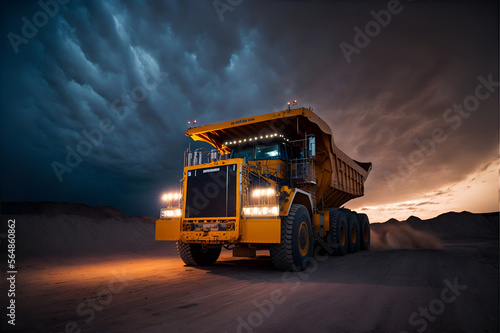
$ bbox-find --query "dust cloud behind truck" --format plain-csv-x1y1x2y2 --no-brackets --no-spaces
156,106,372,271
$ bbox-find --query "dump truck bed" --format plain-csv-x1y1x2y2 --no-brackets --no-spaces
186,108,372,209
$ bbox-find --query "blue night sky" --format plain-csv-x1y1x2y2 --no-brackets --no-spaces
1,0,498,220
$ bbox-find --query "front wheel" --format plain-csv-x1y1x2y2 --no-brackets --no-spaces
176,241,221,266
270,204,313,271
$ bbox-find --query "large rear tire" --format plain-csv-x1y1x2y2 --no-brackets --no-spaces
270,204,313,271
326,209,348,256
176,241,221,266
357,213,371,250
347,213,360,253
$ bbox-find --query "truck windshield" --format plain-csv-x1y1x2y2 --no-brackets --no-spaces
232,148,253,160
255,144,280,160
231,143,284,160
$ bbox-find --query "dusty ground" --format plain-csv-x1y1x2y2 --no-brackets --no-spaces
2,239,498,333
1,204,498,332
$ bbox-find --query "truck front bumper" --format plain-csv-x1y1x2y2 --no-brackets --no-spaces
155,218,281,244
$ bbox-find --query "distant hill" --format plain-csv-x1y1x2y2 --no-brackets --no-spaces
2,201,136,220
1,202,498,258
373,211,499,240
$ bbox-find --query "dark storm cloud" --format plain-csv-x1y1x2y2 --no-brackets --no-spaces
1,0,498,216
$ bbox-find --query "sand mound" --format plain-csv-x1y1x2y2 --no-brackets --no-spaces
1,202,157,258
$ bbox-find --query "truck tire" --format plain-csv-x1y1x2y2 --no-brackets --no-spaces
176,241,221,266
327,209,348,256
357,213,370,250
347,213,360,253
270,204,313,271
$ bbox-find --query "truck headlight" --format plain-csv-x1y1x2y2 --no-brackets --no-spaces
251,188,275,198
242,205,279,217
160,208,182,218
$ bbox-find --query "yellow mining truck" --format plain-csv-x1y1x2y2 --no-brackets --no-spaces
156,106,372,271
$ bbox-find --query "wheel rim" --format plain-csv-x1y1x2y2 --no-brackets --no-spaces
351,225,357,243
298,221,309,256
340,224,346,246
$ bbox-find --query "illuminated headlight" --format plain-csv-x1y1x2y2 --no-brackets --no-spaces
162,192,181,201
243,205,279,217
251,188,276,198
160,208,182,218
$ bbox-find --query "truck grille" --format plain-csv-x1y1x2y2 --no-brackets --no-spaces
185,164,237,218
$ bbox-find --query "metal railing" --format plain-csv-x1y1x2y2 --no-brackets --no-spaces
184,148,227,167
287,158,316,185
